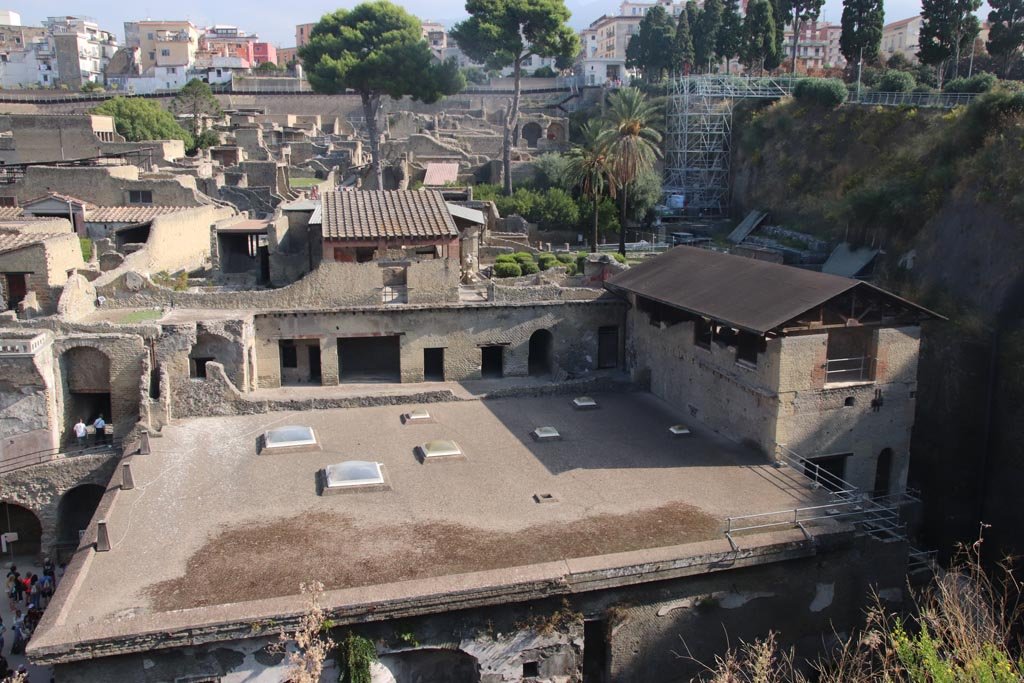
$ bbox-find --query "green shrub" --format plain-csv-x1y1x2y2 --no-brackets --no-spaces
533,187,579,231
555,252,575,264
575,253,588,275
944,72,997,94
877,70,916,93
79,237,93,262
537,253,558,270
532,65,557,78
611,252,626,263
519,260,540,275
793,78,848,108
495,253,516,263
513,251,535,264
493,262,522,277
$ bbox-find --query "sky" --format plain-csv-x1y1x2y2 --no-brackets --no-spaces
20,0,936,48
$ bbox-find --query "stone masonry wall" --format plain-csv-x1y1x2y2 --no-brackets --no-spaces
0,166,210,208
0,452,120,556
252,300,625,388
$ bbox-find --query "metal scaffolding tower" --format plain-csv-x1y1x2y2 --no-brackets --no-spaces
664,76,796,214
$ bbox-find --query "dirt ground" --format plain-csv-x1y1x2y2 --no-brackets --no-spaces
148,501,720,611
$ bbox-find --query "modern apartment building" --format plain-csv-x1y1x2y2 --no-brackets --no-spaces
882,15,923,63
782,20,847,71
43,16,118,89
295,22,315,48
123,20,201,72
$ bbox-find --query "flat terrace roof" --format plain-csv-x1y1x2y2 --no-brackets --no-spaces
31,392,833,662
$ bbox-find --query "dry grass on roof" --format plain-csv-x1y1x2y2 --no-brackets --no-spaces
147,501,719,612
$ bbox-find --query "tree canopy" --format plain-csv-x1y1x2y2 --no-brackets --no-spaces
987,0,1024,75
171,79,222,143
840,0,885,65
675,6,696,72
743,0,780,73
300,0,464,189
694,0,724,72
93,97,193,149
452,0,578,195
717,0,745,72
787,0,826,72
919,0,983,84
625,5,677,81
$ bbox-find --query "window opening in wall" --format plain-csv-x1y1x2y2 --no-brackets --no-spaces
583,618,608,682
523,661,540,678
190,357,213,378
355,247,375,263
0,196,16,207
736,331,764,366
803,453,851,492
597,326,618,368
844,396,856,407
637,296,688,326
128,190,153,204
694,318,712,349
825,328,876,384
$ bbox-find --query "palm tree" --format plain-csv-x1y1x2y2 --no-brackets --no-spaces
565,121,617,254
600,87,663,256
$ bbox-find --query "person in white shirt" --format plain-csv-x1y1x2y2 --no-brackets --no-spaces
73,418,87,447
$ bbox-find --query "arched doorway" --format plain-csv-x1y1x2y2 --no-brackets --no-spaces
873,448,894,497
56,484,106,546
0,502,42,556
521,122,543,148
376,649,481,683
61,346,112,444
546,121,565,141
528,329,554,377
190,332,237,381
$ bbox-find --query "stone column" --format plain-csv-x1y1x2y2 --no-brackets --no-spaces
320,336,339,386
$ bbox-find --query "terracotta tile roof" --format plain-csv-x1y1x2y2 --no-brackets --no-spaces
321,190,458,241
22,192,98,211
0,207,24,219
0,230,65,256
423,162,460,187
85,206,191,223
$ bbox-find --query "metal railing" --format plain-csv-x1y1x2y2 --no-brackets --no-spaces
853,91,978,108
0,440,122,476
825,356,873,384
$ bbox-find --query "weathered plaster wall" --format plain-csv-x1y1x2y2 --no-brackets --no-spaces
0,166,210,207
252,300,625,388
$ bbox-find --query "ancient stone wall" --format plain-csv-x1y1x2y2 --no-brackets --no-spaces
0,165,210,207
252,300,625,388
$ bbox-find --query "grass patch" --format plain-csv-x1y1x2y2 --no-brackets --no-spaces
112,309,163,324
79,237,93,262
289,176,321,188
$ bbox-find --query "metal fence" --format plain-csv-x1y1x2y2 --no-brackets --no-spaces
0,440,122,476
852,91,978,108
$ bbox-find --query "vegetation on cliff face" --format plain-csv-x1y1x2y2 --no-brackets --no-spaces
734,88,1024,259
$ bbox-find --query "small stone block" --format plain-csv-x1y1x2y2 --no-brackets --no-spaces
534,493,558,504
531,426,561,441
403,409,433,424
669,424,691,436
572,396,598,410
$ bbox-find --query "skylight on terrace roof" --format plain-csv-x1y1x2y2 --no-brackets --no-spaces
418,439,463,461
262,425,319,452
324,461,385,489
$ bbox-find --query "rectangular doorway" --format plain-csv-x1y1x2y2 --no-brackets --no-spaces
339,336,401,383
481,345,503,379
423,347,445,381
279,339,322,385
583,618,608,682
804,453,850,491
597,326,618,369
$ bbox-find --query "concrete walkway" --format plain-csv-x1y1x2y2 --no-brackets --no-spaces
2,556,54,681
